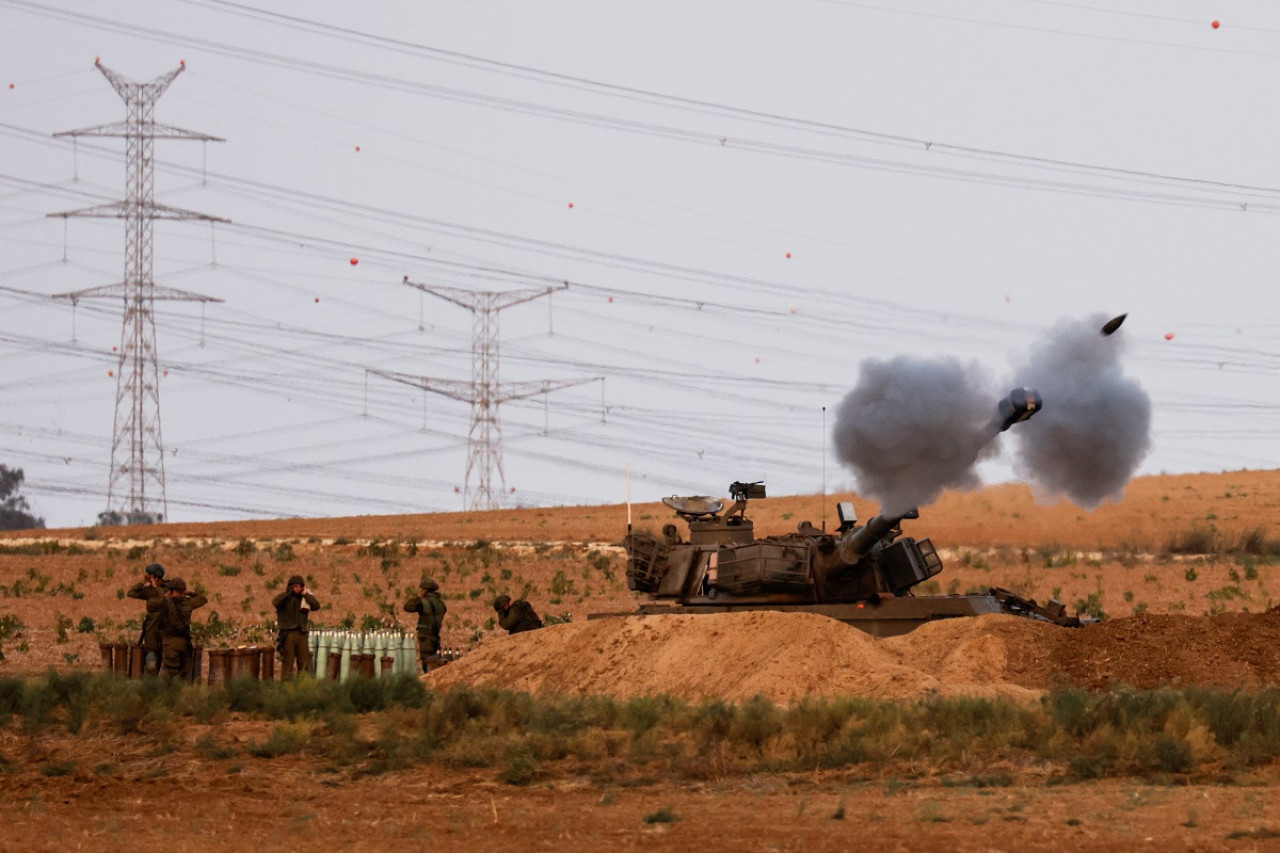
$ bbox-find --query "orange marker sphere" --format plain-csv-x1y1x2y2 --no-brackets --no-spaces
1212,20,1220,28
314,297,320,303
1164,332,1176,341
355,145,360,152
349,257,358,266
568,202,574,209
785,252,791,259
108,370,114,377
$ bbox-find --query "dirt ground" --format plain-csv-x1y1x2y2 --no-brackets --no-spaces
4,469,1280,850
67,467,1280,552
6,761,1280,853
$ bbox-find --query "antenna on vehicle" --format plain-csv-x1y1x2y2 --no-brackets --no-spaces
821,406,827,533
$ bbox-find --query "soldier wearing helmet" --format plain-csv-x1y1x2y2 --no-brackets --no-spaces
126,562,167,675
273,574,321,678
147,576,207,681
492,593,543,634
403,577,447,673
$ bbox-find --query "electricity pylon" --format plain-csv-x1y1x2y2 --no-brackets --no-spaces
50,59,226,524
378,278,592,510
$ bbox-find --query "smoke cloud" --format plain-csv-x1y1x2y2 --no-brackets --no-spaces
1009,314,1151,508
831,355,1001,517
832,314,1151,514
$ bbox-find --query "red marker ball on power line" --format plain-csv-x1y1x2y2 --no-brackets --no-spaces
314,298,320,303
785,252,791,259
1212,20,1220,28
108,370,114,377
568,202,574,209
1164,332,1176,341
349,257,358,266
355,145,360,152
7,84,12,90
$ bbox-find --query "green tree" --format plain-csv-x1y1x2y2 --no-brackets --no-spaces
0,465,44,530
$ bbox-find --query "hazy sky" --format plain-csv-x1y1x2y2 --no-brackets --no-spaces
2,1,1278,528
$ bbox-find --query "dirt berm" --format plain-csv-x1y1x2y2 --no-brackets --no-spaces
426,609,1280,702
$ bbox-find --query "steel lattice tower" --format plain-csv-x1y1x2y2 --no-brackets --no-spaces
377,278,594,511
50,60,226,524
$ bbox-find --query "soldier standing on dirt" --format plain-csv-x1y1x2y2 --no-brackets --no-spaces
403,577,447,673
492,594,544,634
126,562,166,676
149,577,207,681
273,575,321,679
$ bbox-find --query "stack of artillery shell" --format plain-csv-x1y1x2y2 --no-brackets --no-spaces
307,629,440,682
195,631,462,685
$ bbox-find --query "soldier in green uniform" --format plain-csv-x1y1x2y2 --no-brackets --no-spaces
273,575,321,679
126,562,166,675
403,577,447,673
149,577,207,681
492,594,543,634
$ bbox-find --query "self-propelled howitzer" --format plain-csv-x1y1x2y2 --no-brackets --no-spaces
616,388,1082,636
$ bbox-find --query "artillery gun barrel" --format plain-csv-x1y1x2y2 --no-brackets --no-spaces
836,513,908,564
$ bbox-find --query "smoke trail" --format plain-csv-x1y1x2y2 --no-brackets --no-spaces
831,355,1000,516
1009,314,1151,508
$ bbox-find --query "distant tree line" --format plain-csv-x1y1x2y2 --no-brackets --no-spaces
0,465,44,530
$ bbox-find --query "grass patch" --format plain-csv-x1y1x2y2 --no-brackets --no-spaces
1,674,1280,785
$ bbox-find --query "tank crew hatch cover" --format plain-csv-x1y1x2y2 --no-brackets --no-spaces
661,495,724,517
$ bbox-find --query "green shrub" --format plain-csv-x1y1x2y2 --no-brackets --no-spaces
643,807,679,824
248,721,312,757
1167,526,1217,555
502,744,538,785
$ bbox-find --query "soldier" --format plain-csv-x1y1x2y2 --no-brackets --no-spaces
403,577,447,673
149,577,207,681
126,562,166,675
492,594,543,634
273,574,321,679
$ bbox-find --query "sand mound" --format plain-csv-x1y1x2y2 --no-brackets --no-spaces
1033,609,1280,691
427,611,1045,703
427,608,1280,703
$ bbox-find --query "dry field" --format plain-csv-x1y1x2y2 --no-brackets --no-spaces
3,468,1280,851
